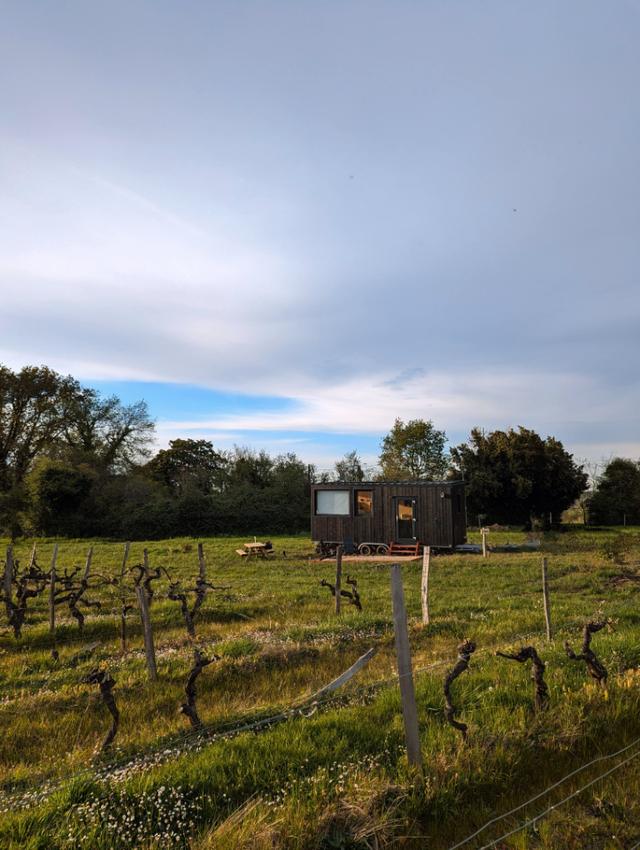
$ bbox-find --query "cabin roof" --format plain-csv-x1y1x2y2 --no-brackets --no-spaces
311,479,464,488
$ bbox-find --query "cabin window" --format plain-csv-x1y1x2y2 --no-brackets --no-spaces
355,490,373,515
316,490,350,515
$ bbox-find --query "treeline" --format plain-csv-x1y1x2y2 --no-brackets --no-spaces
3,364,631,539
587,458,640,526
0,365,312,539
31,443,312,539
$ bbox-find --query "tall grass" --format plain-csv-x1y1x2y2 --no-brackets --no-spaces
1,528,639,848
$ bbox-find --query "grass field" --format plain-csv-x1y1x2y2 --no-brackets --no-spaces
1,527,640,849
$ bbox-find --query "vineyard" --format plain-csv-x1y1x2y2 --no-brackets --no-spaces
1,528,640,849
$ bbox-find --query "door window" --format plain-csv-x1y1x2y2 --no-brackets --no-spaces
396,498,416,539
355,490,373,515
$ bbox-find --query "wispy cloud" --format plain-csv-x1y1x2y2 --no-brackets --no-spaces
0,2,638,466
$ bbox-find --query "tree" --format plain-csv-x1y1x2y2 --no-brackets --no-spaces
28,460,95,536
226,447,274,488
0,365,79,491
334,450,366,482
61,389,155,472
588,458,640,525
0,365,80,535
450,427,588,528
270,453,310,530
378,418,448,480
146,439,226,495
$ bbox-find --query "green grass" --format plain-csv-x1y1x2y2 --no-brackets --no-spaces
1,528,640,848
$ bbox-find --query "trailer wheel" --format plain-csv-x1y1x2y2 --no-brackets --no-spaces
376,544,389,555
359,544,372,556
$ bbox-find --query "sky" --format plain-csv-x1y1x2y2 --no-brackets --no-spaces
1,1,639,472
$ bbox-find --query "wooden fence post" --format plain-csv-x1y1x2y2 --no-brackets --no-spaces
390,563,423,771
83,546,93,581
136,585,158,681
542,557,552,641
335,545,343,615
3,545,13,606
49,544,58,634
481,528,488,558
120,542,130,652
198,542,206,580
421,546,431,625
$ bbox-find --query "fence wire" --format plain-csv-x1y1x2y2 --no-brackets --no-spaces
445,734,640,850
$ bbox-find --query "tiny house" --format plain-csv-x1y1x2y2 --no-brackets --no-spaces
311,480,467,552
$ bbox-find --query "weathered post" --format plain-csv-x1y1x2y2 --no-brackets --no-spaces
542,557,552,641
136,584,158,681
120,542,130,582
481,527,488,558
49,544,58,634
421,545,431,625
335,545,343,615
3,545,13,606
197,542,206,580
83,546,94,581
142,547,151,599
390,563,423,771
119,542,130,652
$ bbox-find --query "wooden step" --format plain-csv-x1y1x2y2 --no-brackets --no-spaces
388,542,421,557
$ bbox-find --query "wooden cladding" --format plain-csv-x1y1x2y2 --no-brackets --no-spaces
311,481,467,548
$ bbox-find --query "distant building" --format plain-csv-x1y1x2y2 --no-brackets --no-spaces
311,480,467,553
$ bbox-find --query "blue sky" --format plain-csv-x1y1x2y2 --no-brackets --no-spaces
1,1,639,470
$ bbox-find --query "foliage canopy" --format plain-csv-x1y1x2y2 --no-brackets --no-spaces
334,450,366,482
450,426,588,527
588,457,640,525
378,418,448,480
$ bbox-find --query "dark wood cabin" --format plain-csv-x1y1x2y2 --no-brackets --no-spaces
311,480,467,552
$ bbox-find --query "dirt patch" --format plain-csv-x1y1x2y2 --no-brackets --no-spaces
608,570,640,587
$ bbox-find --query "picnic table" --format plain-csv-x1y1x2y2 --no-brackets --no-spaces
235,541,274,559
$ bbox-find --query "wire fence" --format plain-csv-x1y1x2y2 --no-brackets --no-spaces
445,735,640,849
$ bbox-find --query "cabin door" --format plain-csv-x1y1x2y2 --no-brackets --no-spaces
394,497,417,542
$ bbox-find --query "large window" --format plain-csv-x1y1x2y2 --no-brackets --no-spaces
316,490,350,515
355,490,373,515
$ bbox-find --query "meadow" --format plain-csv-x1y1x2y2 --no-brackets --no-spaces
1,527,639,849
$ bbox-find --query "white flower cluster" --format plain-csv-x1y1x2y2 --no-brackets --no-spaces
265,751,389,810
64,784,201,849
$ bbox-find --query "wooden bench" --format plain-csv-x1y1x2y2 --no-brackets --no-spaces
236,543,275,559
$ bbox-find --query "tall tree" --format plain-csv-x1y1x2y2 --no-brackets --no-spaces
450,427,588,527
334,450,366,482
145,438,226,495
0,365,80,534
61,389,155,471
0,365,79,491
227,447,274,488
378,418,448,480
588,458,640,525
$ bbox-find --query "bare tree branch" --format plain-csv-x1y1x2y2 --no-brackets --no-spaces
444,639,476,740
565,621,610,686
496,645,549,710
180,649,217,729
320,575,363,611
81,668,119,751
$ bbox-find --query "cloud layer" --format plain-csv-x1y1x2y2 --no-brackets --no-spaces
1,2,639,464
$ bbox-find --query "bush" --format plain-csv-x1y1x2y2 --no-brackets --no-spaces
602,533,634,565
